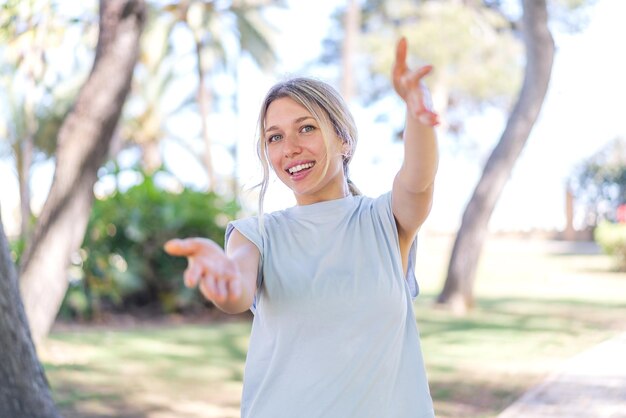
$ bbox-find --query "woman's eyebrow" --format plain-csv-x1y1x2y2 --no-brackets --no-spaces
265,116,315,133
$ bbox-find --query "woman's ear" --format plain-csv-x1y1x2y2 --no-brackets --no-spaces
341,141,351,157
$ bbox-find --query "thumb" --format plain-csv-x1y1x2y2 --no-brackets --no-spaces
392,37,408,78
164,239,190,256
164,238,208,257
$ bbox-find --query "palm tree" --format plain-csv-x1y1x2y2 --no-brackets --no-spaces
157,0,280,191
0,0,96,241
341,0,360,103
120,8,190,174
19,0,147,344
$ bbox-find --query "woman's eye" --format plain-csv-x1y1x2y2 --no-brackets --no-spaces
301,125,315,133
267,134,282,143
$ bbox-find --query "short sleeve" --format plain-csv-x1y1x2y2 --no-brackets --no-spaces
225,217,264,312
373,192,420,299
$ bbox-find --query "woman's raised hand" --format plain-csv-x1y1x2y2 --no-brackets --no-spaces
392,37,439,127
164,238,242,304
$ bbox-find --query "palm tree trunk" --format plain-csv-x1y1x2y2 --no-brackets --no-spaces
194,38,216,191
341,0,360,102
436,0,555,313
19,0,146,344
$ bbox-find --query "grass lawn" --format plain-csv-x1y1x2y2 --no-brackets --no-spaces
41,235,626,417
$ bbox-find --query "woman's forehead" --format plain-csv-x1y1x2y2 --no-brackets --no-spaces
265,97,319,126
267,97,308,114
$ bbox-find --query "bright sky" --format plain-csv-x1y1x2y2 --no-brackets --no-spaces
1,0,625,236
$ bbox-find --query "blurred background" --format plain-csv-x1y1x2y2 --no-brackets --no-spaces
1,0,625,417
3,0,626,235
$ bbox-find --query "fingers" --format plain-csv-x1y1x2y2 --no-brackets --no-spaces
415,64,433,79
183,259,201,288
182,253,242,304
394,37,433,81
400,65,433,91
199,276,214,301
228,279,242,300
199,274,218,300
199,274,242,303
393,37,408,75
164,237,219,257
394,48,438,126
164,238,196,256
392,37,436,117
166,237,241,304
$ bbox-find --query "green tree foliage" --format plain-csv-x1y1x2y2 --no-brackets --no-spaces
570,137,626,226
61,168,240,320
322,0,595,132
321,0,524,137
361,1,522,104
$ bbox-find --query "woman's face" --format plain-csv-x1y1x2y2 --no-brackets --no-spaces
264,97,347,205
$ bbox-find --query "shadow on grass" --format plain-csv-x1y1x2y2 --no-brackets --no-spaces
416,295,626,340
44,322,250,418
52,375,242,418
476,297,626,331
53,381,157,418
429,376,533,418
411,293,626,416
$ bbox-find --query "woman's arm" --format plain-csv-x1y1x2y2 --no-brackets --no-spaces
164,229,259,314
391,37,439,247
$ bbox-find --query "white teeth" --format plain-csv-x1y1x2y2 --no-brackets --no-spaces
288,162,314,174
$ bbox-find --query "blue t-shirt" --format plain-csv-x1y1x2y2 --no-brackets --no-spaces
226,192,434,418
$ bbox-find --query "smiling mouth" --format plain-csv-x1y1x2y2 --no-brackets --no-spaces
287,162,315,175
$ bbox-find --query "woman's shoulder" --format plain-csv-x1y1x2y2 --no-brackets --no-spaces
228,209,289,234
229,214,258,227
356,191,392,211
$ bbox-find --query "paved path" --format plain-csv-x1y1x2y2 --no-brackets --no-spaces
497,332,626,418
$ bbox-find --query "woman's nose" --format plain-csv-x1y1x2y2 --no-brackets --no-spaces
283,134,302,157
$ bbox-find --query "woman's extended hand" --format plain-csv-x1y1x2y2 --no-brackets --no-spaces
164,238,242,304
392,37,439,127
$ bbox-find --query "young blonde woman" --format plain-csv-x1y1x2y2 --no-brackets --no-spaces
165,37,439,418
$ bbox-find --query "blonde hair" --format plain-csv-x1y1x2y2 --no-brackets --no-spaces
255,77,360,221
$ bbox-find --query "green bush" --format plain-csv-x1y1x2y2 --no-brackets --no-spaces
61,169,240,320
593,220,626,271
570,137,626,227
